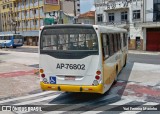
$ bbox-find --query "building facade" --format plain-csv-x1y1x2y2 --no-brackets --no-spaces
138,0,160,51
0,0,78,46
0,0,48,46
95,0,160,51
77,11,95,24
0,0,2,32
62,0,80,16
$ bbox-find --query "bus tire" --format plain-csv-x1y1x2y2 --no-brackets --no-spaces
13,46,16,48
114,65,118,84
124,57,127,67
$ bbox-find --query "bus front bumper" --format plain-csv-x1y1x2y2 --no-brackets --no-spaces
40,82,103,94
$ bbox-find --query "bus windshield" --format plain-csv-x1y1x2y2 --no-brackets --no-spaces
13,35,23,45
41,27,98,51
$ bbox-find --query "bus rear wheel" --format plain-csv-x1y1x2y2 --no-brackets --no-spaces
124,58,127,67
114,65,118,84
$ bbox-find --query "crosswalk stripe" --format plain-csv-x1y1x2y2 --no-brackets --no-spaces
120,102,159,114
0,91,56,104
14,94,61,105
44,94,119,114
80,99,133,114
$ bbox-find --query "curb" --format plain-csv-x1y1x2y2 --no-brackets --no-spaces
128,50,160,55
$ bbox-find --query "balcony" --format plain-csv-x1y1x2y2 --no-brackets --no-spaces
105,21,129,28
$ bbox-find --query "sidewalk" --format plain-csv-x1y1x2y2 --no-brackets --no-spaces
128,50,160,55
22,45,38,48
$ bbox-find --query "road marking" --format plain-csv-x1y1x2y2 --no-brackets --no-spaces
80,99,133,114
14,94,61,105
0,91,56,104
44,94,119,114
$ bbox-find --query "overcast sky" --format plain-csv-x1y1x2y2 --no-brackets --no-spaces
80,0,95,14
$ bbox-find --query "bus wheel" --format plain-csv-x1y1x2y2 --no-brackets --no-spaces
124,58,127,67
13,46,17,48
114,66,118,84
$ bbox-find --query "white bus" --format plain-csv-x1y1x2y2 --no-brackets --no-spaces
39,25,128,94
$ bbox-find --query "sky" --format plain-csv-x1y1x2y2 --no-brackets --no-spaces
80,0,95,14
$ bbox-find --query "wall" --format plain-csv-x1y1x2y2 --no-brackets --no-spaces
145,0,154,22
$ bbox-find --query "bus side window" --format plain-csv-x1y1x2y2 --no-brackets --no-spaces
109,34,114,56
116,34,119,51
114,34,118,52
102,34,109,59
117,34,121,50
123,33,127,47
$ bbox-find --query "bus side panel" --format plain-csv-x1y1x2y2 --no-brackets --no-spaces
103,56,117,93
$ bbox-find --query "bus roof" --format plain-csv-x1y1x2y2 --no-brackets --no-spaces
42,24,127,33
94,25,127,33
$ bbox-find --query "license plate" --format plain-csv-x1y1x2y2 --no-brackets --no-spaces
65,76,75,80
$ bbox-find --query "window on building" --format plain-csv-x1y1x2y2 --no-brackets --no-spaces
34,9,36,14
153,0,160,21
25,0,28,5
17,12,19,17
121,11,128,21
108,13,114,22
34,19,37,25
97,14,103,22
32,9,36,14
133,10,140,20
17,21,20,27
14,3,16,7
25,21,28,26
77,9,80,12
24,10,27,16
7,4,9,8
3,5,6,9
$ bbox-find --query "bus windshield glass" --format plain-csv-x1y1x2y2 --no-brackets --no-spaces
13,35,23,45
41,27,98,52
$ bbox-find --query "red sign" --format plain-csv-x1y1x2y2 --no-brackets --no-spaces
45,0,59,5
